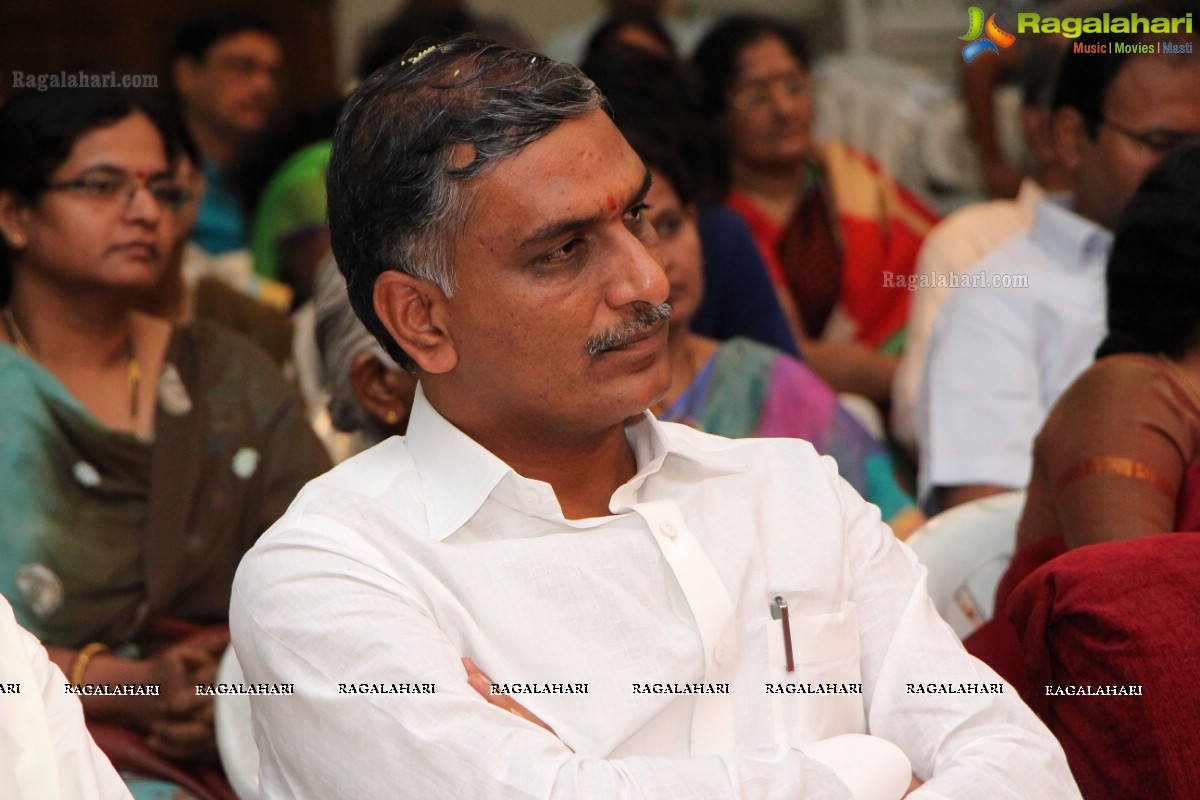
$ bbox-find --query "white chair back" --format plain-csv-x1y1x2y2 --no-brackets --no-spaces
904,490,1025,639
813,55,956,203
841,0,970,74
215,646,261,800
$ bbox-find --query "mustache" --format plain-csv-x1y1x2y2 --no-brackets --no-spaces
585,302,672,356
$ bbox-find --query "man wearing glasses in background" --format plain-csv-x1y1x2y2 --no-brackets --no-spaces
170,12,283,255
917,7,1200,512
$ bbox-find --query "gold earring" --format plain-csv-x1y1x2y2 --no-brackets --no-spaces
385,410,399,425
6,232,23,248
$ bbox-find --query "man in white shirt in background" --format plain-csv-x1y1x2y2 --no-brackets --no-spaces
890,41,1070,455
231,38,1079,800
916,13,1200,511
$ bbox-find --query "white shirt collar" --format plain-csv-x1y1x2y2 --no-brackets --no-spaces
403,385,742,541
1031,193,1113,273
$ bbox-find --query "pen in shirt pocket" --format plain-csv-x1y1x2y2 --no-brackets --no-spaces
771,595,795,672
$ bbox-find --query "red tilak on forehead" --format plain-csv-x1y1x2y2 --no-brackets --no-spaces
131,170,150,180
607,194,617,211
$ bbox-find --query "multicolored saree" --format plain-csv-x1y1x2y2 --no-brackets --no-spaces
660,337,922,535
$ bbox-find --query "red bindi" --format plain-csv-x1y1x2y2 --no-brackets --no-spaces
607,194,616,211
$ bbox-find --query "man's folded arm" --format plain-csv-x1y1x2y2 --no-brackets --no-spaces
230,532,906,800
833,469,1081,799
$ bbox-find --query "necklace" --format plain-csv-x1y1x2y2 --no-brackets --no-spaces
2,306,142,435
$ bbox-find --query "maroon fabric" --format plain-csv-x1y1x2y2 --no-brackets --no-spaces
1008,533,1200,800
964,536,1066,704
962,613,1025,697
777,181,841,339
1174,461,1200,531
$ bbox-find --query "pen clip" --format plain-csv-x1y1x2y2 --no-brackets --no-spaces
772,595,795,673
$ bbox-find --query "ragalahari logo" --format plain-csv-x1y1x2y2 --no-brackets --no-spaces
961,7,1017,62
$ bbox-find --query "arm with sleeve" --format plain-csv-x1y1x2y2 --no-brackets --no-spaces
918,280,1043,501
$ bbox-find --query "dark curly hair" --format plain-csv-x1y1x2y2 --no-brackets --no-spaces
1097,145,1200,360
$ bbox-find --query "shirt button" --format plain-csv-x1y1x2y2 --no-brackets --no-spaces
521,488,539,509
659,521,678,540
714,643,730,664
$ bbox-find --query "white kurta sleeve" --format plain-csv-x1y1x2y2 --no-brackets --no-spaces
829,461,1081,799
0,598,132,800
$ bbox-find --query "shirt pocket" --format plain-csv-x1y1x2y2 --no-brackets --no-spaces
765,596,866,744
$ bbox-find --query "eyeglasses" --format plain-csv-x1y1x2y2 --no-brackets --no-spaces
212,54,283,84
43,168,194,212
1101,118,1200,155
729,72,811,112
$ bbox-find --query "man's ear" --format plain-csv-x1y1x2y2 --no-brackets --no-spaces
374,270,458,374
1051,106,1089,178
349,351,418,432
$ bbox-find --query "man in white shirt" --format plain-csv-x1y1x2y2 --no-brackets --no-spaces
0,597,131,800
230,38,1079,799
891,41,1070,454
916,19,1200,511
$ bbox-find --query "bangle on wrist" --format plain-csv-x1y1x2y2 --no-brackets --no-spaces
70,642,111,686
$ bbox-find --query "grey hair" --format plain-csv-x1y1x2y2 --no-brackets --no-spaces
313,254,397,439
327,37,605,372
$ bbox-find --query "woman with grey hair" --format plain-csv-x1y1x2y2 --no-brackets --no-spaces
313,254,416,454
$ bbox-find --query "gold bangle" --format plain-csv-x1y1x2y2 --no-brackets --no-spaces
70,642,111,687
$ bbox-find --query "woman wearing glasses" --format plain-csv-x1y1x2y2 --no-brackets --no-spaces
0,87,329,799
694,16,938,404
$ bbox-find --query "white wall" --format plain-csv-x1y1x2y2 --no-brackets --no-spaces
333,0,398,85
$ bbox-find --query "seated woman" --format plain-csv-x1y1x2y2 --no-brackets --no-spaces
0,87,330,798
693,16,939,402
612,112,923,538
